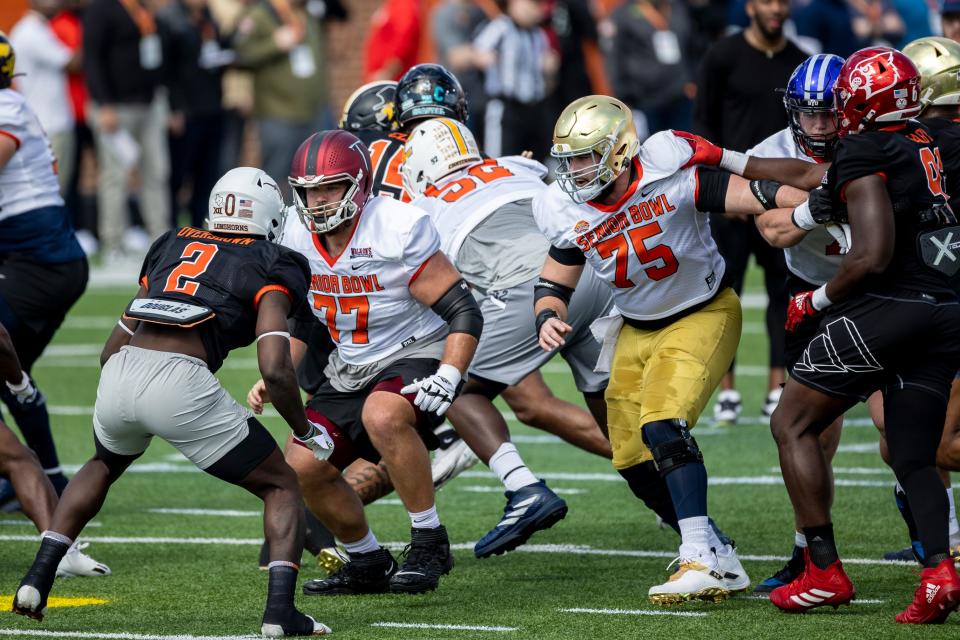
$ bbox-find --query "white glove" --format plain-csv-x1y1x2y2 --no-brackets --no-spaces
6,371,39,405
400,363,462,416
825,222,852,255
294,421,335,461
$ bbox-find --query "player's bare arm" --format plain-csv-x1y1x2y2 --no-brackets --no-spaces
255,290,311,439
0,134,15,170
741,157,829,191
534,255,583,351
754,207,810,248
408,250,481,375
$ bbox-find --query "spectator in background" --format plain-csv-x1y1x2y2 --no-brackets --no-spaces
548,0,600,114
944,0,960,41
694,0,806,424
363,0,421,81
431,0,488,141
10,0,78,195
792,0,859,57
83,0,171,263
50,0,98,256
605,0,694,139
893,0,933,46
158,0,230,229
473,0,559,158
849,0,905,46
233,0,329,194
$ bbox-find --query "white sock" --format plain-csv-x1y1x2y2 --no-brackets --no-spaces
343,529,379,555
678,516,712,555
489,443,538,492
947,488,959,538
707,524,724,551
795,531,807,548
409,505,441,529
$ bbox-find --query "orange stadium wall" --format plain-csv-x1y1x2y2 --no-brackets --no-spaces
0,1,29,32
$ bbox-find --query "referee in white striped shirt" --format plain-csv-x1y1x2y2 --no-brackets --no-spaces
473,0,559,159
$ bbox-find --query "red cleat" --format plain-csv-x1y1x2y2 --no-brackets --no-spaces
769,549,855,613
895,558,960,624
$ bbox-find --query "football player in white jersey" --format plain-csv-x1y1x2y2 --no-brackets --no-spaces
401,117,620,558
531,96,802,603
0,32,87,506
253,129,483,596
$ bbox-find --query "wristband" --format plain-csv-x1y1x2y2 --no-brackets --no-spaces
811,285,833,311
791,200,817,231
719,150,749,175
750,179,782,211
535,309,560,336
117,319,135,336
6,370,30,394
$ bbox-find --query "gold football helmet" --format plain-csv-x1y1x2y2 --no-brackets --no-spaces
0,32,15,90
551,95,639,203
903,36,960,110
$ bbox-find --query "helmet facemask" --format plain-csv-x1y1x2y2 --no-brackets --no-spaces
553,139,617,204
786,102,838,158
290,173,364,235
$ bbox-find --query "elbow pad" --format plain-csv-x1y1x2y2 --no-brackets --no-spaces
432,279,484,339
534,278,574,306
548,244,586,266
693,168,730,212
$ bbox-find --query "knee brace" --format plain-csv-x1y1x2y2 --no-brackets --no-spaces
641,419,703,476
617,460,678,532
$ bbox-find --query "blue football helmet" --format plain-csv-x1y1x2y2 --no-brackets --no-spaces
783,54,845,159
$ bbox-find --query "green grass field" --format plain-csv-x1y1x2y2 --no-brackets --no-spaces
0,266,956,640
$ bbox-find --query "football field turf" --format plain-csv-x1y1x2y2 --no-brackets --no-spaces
0,266,957,639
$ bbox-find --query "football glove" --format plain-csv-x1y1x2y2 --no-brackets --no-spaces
808,186,847,224
401,364,463,416
6,371,40,406
295,421,335,461
785,291,817,332
825,222,852,254
673,130,749,174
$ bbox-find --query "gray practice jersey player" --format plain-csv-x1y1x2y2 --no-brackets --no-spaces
748,128,839,286
411,155,613,391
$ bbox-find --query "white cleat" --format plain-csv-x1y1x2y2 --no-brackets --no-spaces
431,431,479,490
12,584,46,620
716,544,750,593
761,387,782,419
261,614,332,637
56,542,111,578
712,390,742,425
649,552,732,605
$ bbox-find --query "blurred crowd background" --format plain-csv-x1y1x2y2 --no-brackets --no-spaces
0,0,948,264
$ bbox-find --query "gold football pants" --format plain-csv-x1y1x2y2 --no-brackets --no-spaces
607,288,742,470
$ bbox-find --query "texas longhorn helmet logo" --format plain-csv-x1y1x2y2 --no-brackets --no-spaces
848,50,901,100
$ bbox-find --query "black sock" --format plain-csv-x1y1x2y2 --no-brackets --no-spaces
788,544,805,571
23,536,71,596
1,386,64,480
803,523,839,569
265,564,298,611
893,484,925,561
618,462,679,534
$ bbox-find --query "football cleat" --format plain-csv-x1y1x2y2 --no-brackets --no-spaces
761,388,782,419
302,547,396,596
754,546,805,594
431,427,479,491
712,389,742,425
12,584,46,621
884,546,922,563
716,543,751,592
261,609,332,637
895,558,960,624
317,547,349,574
56,542,111,577
769,550,855,613
648,553,731,604
474,480,567,558
389,525,454,594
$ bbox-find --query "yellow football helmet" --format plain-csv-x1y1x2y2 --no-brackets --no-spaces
903,36,960,110
0,32,15,90
551,95,639,203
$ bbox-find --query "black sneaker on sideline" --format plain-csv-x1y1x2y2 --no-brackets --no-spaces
302,547,397,596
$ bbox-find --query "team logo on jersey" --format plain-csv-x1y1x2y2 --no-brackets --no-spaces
574,220,589,233
848,51,900,100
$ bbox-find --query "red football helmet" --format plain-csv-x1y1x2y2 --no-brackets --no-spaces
834,46,922,137
289,129,373,234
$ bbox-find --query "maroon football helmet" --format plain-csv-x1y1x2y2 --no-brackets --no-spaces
834,46,922,138
289,129,373,234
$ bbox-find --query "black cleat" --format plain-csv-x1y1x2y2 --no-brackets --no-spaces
302,547,396,596
753,546,805,594
389,526,454,594
261,607,331,636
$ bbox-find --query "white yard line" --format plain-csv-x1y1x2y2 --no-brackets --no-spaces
371,623,516,632
0,630,260,640
459,485,586,495
147,508,261,517
559,607,707,618
0,535,915,567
